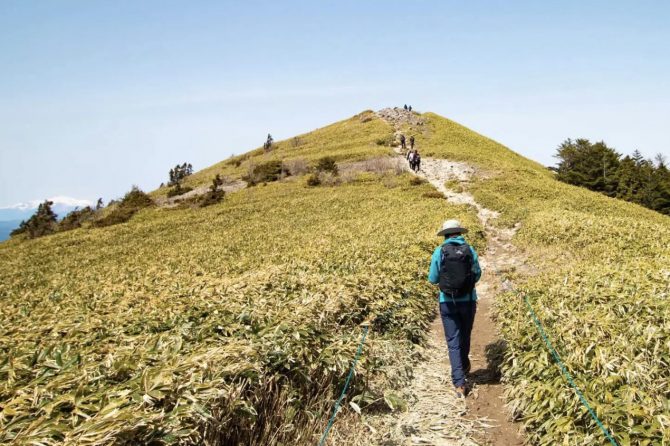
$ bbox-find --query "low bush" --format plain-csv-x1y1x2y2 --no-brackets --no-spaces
315,156,338,175
422,191,444,199
409,176,426,186
93,186,154,227
166,184,194,198
243,160,288,186
91,207,136,227
58,206,96,231
200,175,226,207
119,186,154,209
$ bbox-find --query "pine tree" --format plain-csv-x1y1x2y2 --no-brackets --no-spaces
615,156,645,204
11,200,58,238
651,155,670,214
555,139,620,195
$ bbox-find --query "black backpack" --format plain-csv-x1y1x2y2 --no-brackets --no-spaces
439,242,475,297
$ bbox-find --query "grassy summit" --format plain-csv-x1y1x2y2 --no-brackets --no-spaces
1,110,668,445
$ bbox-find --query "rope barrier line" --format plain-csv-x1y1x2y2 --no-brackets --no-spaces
522,294,619,446
317,325,369,446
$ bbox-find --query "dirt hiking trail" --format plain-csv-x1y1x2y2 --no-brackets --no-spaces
371,108,528,445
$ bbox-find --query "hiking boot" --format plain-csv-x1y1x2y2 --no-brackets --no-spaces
464,363,472,376
454,386,467,399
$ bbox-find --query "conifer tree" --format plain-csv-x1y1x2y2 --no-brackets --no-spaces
556,139,670,215
555,139,620,195
11,200,58,238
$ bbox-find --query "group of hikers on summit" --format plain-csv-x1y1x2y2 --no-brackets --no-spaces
429,219,481,399
400,134,421,172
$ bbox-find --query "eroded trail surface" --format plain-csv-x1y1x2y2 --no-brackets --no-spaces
372,109,527,445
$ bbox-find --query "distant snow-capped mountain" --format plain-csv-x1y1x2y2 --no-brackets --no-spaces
0,196,93,222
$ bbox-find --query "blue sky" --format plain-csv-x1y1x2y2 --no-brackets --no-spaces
1,0,669,207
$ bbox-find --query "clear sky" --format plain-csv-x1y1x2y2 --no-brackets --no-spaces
1,0,669,207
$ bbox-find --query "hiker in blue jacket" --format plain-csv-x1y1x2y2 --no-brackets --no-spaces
428,219,481,398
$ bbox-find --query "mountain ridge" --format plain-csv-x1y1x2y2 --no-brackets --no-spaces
1,109,668,445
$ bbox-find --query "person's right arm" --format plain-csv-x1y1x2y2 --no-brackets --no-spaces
428,247,440,284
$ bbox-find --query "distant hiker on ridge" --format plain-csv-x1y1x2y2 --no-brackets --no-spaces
404,104,408,110
400,134,406,150
428,220,481,398
409,135,415,150
413,151,421,172
409,105,412,112
263,133,273,152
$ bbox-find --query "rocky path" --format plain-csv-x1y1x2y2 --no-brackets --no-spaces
372,109,527,445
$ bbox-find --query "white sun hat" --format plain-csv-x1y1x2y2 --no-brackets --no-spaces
437,219,468,236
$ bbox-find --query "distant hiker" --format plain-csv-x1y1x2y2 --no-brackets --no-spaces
428,220,481,398
413,152,421,172
400,134,406,150
409,105,413,112
409,135,415,150
404,104,408,111
264,133,273,152
407,150,415,166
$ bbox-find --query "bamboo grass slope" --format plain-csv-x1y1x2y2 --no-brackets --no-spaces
0,112,485,445
3,109,668,445
411,114,670,445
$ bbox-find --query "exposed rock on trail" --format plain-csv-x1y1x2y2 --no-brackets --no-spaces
377,107,426,128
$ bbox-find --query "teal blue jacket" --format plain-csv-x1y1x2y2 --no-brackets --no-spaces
428,236,481,303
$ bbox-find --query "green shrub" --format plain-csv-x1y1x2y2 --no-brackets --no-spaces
166,184,193,198
200,175,225,207
93,186,154,227
58,206,96,231
243,160,287,186
92,207,136,228
119,186,154,209
422,191,444,199
409,176,426,186
316,156,338,176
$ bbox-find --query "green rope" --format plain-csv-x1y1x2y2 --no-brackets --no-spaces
523,294,619,446
317,325,369,446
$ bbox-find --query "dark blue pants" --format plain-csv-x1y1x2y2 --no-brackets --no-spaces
439,300,477,387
